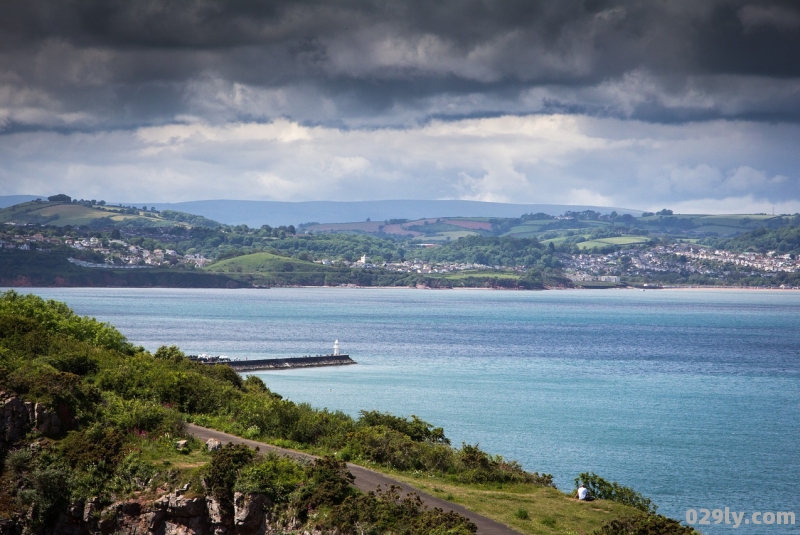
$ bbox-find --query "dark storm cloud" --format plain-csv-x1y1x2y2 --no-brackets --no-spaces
1,0,800,130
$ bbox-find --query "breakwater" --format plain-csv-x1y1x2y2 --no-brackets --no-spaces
225,355,356,372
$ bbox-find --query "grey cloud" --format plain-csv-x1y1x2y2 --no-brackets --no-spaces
2,115,799,213
2,0,800,131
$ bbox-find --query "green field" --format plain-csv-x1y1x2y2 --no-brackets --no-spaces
0,201,172,227
387,472,647,535
577,236,650,249
436,270,521,280
639,213,788,236
205,252,328,275
416,230,477,242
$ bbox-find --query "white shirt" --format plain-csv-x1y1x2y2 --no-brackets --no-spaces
578,486,588,500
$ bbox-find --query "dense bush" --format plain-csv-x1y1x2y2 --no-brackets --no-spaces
203,444,256,512
594,514,697,535
233,453,306,502
59,424,127,469
0,290,131,353
324,485,477,535
292,456,356,521
359,410,450,444
576,472,656,513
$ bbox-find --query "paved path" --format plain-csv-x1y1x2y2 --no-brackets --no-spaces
186,423,520,535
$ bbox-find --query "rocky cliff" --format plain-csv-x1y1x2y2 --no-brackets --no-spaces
1,393,68,449
0,484,324,535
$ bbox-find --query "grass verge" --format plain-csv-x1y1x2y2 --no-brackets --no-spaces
382,470,645,535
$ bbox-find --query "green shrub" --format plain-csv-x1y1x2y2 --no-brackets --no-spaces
203,443,255,511
8,360,97,411
0,291,131,353
455,444,554,486
234,453,305,502
17,465,72,528
104,394,184,434
292,456,355,521
594,514,696,535
4,448,33,474
197,363,244,390
348,425,426,471
112,452,157,493
153,345,186,362
458,443,492,470
243,375,268,393
358,411,450,445
576,472,656,513
514,508,530,520
323,485,477,534
59,425,126,470
45,350,99,376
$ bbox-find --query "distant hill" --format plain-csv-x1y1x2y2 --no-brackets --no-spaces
142,199,642,227
0,200,222,228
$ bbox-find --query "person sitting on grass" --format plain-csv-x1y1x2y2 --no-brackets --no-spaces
577,483,593,501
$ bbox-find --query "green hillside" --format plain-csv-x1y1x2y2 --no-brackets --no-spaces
205,252,352,286
206,252,329,275
0,201,197,228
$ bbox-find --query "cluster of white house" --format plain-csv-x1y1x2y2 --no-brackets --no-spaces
683,247,797,272
319,254,519,274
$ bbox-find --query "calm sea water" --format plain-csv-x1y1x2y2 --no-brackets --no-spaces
11,287,800,533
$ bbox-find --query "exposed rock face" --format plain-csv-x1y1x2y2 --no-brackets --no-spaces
1,392,67,452
1,394,32,444
2,486,293,535
206,438,221,452
34,402,63,437
233,493,269,533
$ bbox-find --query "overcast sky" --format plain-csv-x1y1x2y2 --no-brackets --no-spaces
2,0,800,213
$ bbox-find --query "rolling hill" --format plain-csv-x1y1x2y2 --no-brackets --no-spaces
204,252,337,286
0,200,217,228
142,199,641,227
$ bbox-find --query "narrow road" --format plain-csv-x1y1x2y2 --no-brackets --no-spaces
186,423,520,535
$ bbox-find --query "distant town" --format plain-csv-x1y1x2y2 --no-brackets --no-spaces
2,227,798,289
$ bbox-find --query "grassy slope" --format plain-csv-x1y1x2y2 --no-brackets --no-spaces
204,252,338,286
0,201,171,227
205,252,329,274
388,473,643,535
576,237,649,249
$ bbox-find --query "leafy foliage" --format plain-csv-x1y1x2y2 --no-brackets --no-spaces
204,443,255,510
594,514,697,535
703,223,800,255
323,485,478,535
576,472,656,513
358,411,450,444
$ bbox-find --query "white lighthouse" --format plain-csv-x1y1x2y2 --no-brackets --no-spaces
333,339,340,356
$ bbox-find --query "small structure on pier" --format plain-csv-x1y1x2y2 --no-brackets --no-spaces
334,339,340,356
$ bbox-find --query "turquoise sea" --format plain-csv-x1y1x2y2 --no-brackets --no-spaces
12,288,800,533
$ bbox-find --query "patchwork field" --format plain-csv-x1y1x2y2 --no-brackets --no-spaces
0,201,172,227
